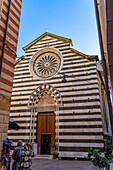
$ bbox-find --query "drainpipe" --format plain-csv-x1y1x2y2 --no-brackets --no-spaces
94,0,113,136
0,0,12,77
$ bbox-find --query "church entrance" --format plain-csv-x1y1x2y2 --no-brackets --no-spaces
41,134,51,154
36,112,55,154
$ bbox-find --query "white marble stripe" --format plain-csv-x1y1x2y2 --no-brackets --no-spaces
10,101,100,110
13,65,96,76
11,90,99,100
10,109,101,115
14,70,30,75
15,57,88,68
16,121,102,127
59,151,88,157
12,79,98,91
13,76,98,87
13,73,97,83
58,128,103,132
10,113,101,120
60,66,97,74
58,109,101,113
15,63,29,68
14,74,31,79
14,64,96,76
10,112,31,116
31,40,69,48
63,102,100,107
15,56,88,68
13,70,97,82
33,39,69,46
11,96,100,104
11,95,30,100
59,135,103,140
14,58,93,71
58,121,102,126
8,129,30,133
59,143,104,147
62,61,95,68
27,44,70,52
8,136,29,139
12,84,99,95
11,117,30,121
24,51,75,58
63,56,86,61
56,115,101,119
63,59,88,64
32,38,59,45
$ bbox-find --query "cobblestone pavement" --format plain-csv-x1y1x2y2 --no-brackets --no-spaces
32,159,99,170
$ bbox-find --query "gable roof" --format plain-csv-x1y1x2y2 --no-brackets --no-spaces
23,31,73,51
70,48,99,61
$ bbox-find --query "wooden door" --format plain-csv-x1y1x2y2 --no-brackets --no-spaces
36,113,55,154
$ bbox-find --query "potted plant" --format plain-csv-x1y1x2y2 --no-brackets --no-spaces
51,150,59,159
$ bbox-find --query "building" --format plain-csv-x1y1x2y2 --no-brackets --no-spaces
94,0,113,136
0,0,22,166
8,32,111,158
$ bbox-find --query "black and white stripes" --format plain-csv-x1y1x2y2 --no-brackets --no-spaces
8,33,104,157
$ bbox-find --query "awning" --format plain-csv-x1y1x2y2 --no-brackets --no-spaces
9,118,21,131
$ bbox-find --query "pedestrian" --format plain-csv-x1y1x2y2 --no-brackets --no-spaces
12,140,24,170
12,140,32,170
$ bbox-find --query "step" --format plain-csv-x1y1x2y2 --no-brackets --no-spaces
32,155,53,160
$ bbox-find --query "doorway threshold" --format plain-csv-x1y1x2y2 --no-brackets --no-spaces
32,155,52,160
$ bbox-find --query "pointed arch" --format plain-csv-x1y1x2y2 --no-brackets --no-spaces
28,84,62,109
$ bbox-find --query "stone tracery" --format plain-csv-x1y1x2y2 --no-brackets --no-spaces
34,52,61,79
29,47,63,80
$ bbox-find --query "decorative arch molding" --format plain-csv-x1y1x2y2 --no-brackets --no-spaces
28,84,62,109
28,84,61,144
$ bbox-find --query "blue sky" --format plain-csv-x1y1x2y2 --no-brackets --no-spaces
17,0,101,59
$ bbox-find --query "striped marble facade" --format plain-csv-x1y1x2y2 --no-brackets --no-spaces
8,32,105,158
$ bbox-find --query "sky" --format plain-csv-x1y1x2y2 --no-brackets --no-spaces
17,0,101,60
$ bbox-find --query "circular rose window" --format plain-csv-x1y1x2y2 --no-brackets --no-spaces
29,48,63,80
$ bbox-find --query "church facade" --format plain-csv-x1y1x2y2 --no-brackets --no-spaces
8,32,111,158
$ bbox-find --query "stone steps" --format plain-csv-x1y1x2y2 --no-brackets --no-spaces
32,155,53,160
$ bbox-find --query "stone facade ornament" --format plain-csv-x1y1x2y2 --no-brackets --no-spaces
29,47,63,80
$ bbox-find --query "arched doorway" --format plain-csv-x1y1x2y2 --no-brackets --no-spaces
37,112,55,154
36,94,56,154
28,84,62,154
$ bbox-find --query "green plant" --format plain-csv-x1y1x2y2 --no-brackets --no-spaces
51,150,59,155
87,148,111,170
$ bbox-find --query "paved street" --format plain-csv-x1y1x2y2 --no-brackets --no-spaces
32,159,99,170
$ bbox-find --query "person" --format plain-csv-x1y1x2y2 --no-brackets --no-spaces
12,140,32,170
12,140,24,170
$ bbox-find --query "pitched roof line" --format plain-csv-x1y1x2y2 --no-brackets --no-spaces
23,31,73,51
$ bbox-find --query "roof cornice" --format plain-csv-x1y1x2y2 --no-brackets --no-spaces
23,31,73,51
70,48,99,61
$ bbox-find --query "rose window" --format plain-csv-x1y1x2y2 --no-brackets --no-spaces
34,52,61,78
29,48,63,80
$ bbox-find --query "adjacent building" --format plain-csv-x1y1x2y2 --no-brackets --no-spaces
0,0,22,166
8,32,111,158
94,0,113,136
